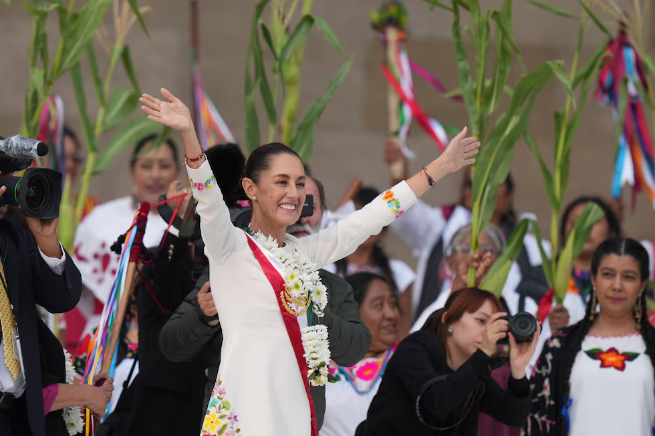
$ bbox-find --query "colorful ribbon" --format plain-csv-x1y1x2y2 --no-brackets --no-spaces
33,95,66,174
596,29,655,209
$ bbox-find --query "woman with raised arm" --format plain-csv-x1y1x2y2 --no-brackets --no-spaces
139,88,480,436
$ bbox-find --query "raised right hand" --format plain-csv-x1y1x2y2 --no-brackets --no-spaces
548,305,570,332
480,312,508,357
140,88,192,133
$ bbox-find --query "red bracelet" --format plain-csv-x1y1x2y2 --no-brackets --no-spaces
422,167,435,187
185,150,205,164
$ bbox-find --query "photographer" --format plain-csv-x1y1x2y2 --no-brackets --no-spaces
360,288,540,436
0,136,96,435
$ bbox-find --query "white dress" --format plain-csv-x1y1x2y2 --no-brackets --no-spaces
568,333,655,435
188,161,417,436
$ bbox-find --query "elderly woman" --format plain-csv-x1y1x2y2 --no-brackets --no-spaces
139,88,479,436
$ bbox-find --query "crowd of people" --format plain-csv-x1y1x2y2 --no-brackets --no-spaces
0,83,654,436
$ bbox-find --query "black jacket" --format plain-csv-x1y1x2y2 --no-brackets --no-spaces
0,218,82,436
159,266,372,429
366,329,530,436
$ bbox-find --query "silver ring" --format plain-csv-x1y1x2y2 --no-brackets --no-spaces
463,152,467,158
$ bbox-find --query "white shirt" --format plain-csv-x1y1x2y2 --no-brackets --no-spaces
323,259,416,294
569,334,655,435
0,244,67,397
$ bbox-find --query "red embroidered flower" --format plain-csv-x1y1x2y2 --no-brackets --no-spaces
382,191,395,202
355,361,381,381
585,347,640,371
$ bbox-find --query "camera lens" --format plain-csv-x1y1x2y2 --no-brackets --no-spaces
26,176,46,209
509,312,537,343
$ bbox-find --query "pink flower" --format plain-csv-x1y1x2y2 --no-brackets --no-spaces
355,361,381,381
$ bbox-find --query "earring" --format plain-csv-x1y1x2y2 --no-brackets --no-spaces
447,328,453,336
635,297,643,331
253,196,256,200
589,292,598,321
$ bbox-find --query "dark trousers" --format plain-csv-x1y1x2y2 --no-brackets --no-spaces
0,394,31,436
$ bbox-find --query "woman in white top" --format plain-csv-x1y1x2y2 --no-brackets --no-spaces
321,273,400,436
139,88,479,436
524,237,655,436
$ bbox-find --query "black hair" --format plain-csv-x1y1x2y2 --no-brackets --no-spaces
244,142,302,184
308,176,327,212
336,186,397,292
205,143,248,207
559,237,655,418
130,134,180,169
559,196,621,245
63,125,81,151
346,272,396,307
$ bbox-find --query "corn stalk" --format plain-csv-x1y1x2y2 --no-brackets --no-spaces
7,0,164,250
245,0,352,161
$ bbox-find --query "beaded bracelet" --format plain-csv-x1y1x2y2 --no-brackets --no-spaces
185,150,205,165
422,167,435,187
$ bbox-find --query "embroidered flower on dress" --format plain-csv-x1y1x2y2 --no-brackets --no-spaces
547,337,561,348
202,378,241,436
382,190,404,218
382,191,395,201
355,361,381,381
584,347,640,371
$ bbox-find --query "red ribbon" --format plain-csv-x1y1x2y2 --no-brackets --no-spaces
245,235,318,436
536,288,555,324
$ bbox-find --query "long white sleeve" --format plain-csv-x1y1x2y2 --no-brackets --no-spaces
390,198,446,255
292,181,418,269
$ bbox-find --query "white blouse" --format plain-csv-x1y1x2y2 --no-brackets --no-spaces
569,333,655,436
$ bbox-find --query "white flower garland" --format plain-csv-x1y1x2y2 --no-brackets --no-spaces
63,351,84,435
252,231,336,386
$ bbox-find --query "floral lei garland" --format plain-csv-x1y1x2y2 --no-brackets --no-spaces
252,231,338,386
63,351,84,435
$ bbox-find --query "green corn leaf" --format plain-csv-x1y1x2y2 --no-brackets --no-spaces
126,0,149,38
579,0,611,36
554,202,604,302
59,0,113,75
29,67,45,100
421,0,455,12
20,1,60,15
70,63,97,153
485,2,515,117
58,174,75,251
103,88,138,132
641,53,655,81
245,74,261,155
278,15,315,68
527,218,554,287
314,17,348,59
260,23,278,60
93,118,161,175
121,46,141,94
524,131,558,211
290,58,353,162
524,0,578,19
452,1,479,135
86,41,105,106
248,0,276,126
481,219,530,296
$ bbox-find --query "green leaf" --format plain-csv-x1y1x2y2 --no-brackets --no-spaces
216,423,228,436
525,131,558,210
126,0,150,38
260,23,278,60
452,1,479,136
86,41,105,106
59,0,113,75
554,202,604,302
290,58,353,161
20,0,60,15
247,0,276,126
121,46,141,93
29,67,45,99
527,218,554,287
245,74,261,155
480,219,530,296
524,0,578,19
584,348,602,359
103,88,138,132
624,352,640,361
70,63,97,153
314,17,347,59
421,0,455,12
278,15,315,68
93,118,161,175
579,0,610,36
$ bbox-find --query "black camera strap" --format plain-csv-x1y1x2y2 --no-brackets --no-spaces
415,375,479,431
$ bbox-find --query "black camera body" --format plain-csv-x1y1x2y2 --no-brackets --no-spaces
499,311,538,343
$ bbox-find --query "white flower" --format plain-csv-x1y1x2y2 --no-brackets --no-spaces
62,353,84,434
320,366,329,376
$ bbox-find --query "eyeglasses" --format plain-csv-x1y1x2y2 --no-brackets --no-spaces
452,244,498,256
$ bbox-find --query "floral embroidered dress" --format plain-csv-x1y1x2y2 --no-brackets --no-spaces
187,160,416,436
320,346,396,436
524,325,655,436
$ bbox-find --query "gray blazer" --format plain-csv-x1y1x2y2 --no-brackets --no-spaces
159,266,371,429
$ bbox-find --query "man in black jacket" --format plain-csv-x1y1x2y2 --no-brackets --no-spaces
159,176,372,429
0,203,83,436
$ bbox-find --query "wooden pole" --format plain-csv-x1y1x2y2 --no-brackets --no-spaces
385,26,404,180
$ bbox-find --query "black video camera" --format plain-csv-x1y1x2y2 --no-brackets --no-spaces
499,311,538,344
0,135,63,219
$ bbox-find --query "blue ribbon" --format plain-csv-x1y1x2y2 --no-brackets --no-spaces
561,397,573,433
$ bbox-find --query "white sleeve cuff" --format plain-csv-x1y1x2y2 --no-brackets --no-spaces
39,242,66,275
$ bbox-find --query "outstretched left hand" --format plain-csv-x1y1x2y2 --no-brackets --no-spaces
508,322,541,379
441,127,481,173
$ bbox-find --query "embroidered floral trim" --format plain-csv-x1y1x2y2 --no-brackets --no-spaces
382,190,404,218
584,347,640,371
189,174,217,192
586,332,642,339
202,377,241,436
63,351,84,435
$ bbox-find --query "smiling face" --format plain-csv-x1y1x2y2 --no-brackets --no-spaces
446,299,497,359
288,177,322,238
359,278,401,354
592,254,647,320
244,153,306,229
131,142,179,206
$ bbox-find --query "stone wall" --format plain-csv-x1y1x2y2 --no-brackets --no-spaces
1,0,654,266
